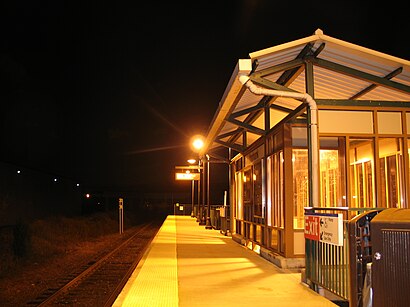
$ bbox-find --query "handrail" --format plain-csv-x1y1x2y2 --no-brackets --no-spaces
304,207,384,304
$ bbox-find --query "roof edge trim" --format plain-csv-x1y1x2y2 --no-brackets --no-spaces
199,59,252,157
249,28,410,67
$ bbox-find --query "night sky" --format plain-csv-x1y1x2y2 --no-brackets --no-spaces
1,1,409,193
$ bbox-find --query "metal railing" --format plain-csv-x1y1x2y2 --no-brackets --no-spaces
347,209,384,307
304,207,383,303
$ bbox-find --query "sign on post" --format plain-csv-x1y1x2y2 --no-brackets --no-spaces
175,172,200,181
304,213,343,246
119,198,124,234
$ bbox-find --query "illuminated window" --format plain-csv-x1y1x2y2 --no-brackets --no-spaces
349,138,375,208
320,150,339,207
235,172,243,220
268,151,284,228
379,138,404,208
267,156,272,227
292,149,309,229
319,137,346,208
293,134,347,228
253,161,263,217
243,168,253,222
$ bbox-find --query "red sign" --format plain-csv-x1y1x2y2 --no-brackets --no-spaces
304,213,344,246
304,215,320,241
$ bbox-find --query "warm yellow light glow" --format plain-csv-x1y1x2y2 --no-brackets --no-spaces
193,139,204,150
175,173,200,181
187,159,196,164
191,135,204,152
253,244,261,254
176,173,194,180
352,158,371,164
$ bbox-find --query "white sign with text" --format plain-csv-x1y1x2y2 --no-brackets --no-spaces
304,213,343,246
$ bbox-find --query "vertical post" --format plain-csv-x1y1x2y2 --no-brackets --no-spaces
200,157,206,225
191,179,195,217
197,159,202,223
119,198,124,234
205,155,212,229
228,147,232,234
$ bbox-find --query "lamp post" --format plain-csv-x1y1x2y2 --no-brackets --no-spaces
187,159,196,218
191,135,206,225
197,159,202,223
205,154,212,229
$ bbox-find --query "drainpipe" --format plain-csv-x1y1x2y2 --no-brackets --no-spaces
238,74,319,208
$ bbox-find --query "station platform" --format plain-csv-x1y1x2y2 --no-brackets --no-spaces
113,215,337,307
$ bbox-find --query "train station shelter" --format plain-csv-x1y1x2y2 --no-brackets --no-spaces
199,29,410,267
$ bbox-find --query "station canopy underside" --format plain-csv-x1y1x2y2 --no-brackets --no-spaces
201,28,410,159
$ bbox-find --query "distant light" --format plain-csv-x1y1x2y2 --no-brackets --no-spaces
76,183,80,187
175,172,200,180
17,170,21,174
187,159,196,164
54,178,58,182
86,193,90,198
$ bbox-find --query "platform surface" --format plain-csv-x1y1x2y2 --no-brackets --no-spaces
113,215,337,307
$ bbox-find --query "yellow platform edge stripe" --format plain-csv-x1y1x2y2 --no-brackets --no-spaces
113,216,178,307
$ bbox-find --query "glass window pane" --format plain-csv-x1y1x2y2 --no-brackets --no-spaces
269,151,284,228
349,139,375,208
379,138,404,208
378,112,402,134
319,110,373,134
267,157,272,227
243,168,252,221
292,127,307,147
319,137,346,207
271,228,278,250
407,114,410,134
277,151,284,228
253,161,263,217
235,172,243,220
320,150,340,207
292,149,309,229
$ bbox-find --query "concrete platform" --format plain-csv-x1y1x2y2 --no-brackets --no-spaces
113,215,337,307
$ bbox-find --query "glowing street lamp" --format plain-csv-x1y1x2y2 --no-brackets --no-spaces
190,135,206,225
191,135,204,152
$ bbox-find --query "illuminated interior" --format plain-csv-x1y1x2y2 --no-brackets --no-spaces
232,110,410,258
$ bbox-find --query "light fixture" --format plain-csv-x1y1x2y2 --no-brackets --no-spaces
191,135,204,152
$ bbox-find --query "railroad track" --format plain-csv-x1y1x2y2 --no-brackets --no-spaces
26,221,161,306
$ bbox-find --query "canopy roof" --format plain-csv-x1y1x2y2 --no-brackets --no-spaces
200,29,410,158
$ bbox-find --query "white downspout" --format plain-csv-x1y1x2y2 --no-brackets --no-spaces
238,74,319,207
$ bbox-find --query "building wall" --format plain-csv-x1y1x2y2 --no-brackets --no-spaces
230,106,410,259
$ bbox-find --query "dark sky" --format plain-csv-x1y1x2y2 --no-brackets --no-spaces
1,1,409,193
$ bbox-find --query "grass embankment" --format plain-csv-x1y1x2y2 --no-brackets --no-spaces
0,210,145,277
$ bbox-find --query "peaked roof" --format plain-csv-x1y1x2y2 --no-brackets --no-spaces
200,29,410,159
200,29,410,158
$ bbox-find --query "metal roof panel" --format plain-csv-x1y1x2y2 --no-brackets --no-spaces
203,29,410,156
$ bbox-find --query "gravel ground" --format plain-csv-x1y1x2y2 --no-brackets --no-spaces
0,229,136,307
